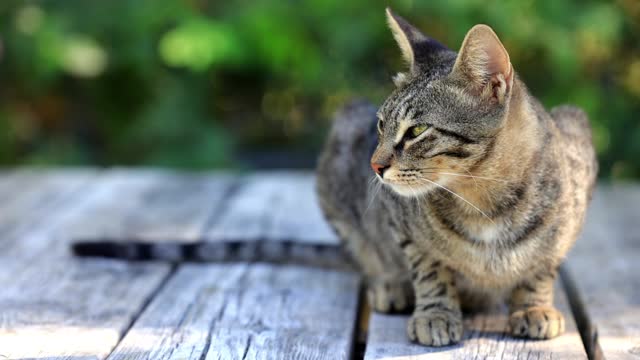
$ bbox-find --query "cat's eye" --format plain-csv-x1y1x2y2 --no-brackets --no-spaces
408,124,429,138
377,118,384,133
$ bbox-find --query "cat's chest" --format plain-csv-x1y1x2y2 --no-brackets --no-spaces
463,221,507,243
399,201,508,244
400,212,527,285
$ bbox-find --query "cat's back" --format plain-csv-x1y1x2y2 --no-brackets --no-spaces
549,104,598,182
316,100,378,225
550,105,593,143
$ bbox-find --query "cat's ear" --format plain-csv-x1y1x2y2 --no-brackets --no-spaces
386,8,448,86
452,25,513,104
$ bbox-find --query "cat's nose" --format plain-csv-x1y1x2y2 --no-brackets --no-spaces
371,162,390,177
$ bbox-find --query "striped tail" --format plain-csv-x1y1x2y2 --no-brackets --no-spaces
71,239,352,270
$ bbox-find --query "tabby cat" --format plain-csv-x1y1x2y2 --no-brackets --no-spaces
316,8,597,346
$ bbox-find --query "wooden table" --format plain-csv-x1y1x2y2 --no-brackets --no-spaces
0,169,637,360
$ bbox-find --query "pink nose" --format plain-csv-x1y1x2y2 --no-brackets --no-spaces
371,162,389,176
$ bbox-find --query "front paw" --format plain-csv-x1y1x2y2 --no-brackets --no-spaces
509,306,565,339
407,309,463,346
367,280,414,313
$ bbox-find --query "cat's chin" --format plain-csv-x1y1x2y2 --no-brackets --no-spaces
386,182,434,198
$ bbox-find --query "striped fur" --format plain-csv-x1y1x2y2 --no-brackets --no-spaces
72,239,349,269
316,10,597,346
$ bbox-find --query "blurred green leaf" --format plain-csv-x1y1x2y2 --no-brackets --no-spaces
159,18,242,72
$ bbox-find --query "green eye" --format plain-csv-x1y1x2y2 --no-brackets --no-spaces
409,124,429,138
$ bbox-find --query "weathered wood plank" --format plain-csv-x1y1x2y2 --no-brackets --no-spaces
107,173,358,359
0,170,236,359
107,264,361,360
364,283,586,359
565,185,640,360
265,173,337,243
191,172,346,267
0,169,96,251
66,170,235,243
0,168,233,245
0,170,39,213
204,172,337,245
0,169,21,202
70,173,344,266
0,258,171,360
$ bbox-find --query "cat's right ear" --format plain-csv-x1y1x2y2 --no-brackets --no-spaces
451,25,513,104
386,8,448,86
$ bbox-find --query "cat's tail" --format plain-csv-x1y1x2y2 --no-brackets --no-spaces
71,239,352,270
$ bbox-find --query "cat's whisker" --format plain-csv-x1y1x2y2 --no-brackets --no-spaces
367,175,379,188
417,178,495,225
431,170,500,202
464,169,480,190
441,172,508,183
419,170,508,183
407,183,422,218
364,176,383,215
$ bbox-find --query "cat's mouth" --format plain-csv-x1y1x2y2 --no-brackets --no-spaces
377,169,439,197
385,182,435,197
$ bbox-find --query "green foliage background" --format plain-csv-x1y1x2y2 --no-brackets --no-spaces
0,0,638,178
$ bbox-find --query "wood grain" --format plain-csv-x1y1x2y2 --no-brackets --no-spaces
195,172,344,266
107,264,361,360
66,170,236,243
364,282,586,359
70,172,345,266
203,172,337,245
0,169,96,256
104,174,351,359
0,258,171,360
0,170,234,359
565,185,640,360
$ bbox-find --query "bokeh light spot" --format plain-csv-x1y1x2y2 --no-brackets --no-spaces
158,19,238,72
63,36,108,78
15,5,44,35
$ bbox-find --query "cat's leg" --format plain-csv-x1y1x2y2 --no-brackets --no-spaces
332,220,414,313
405,251,463,346
367,275,414,314
508,269,565,339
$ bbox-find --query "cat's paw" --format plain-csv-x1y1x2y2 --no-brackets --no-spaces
509,306,565,339
407,310,463,346
367,280,414,313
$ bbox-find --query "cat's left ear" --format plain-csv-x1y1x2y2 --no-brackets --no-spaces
452,25,513,104
386,8,449,86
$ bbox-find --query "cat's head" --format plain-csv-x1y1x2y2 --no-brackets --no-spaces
372,8,514,197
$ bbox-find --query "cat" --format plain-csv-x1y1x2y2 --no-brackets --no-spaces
316,8,597,346
70,7,598,348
